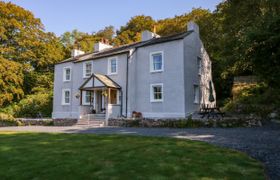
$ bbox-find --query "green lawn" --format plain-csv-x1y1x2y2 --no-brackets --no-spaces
0,132,264,180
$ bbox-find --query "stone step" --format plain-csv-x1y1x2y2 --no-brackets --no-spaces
76,120,105,127
80,114,106,120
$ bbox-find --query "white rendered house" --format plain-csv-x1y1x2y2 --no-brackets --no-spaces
52,22,216,121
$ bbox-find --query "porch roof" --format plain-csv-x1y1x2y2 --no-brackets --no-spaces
79,73,121,90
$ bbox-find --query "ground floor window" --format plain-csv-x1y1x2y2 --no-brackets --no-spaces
194,85,200,104
150,83,163,102
83,91,91,105
62,89,71,105
109,89,118,104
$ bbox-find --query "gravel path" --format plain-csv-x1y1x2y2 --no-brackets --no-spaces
1,123,279,179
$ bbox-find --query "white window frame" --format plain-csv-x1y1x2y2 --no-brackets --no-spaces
63,66,71,82
197,57,202,75
150,51,164,73
83,61,93,78
82,91,91,105
108,57,118,75
62,89,71,105
150,83,164,102
194,85,200,104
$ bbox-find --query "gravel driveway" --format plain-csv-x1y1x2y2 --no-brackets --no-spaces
1,123,279,179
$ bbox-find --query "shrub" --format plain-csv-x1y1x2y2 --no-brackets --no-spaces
3,92,53,118
0,112,20,126
224,83,280,119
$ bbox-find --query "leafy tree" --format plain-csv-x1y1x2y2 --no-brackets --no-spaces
60,29,87,56
60,26,115,54
157,8,211,36
96,26,115,41
247,11,280,88
0,2,65,70
114,15,155,45
0,1,65,107
0,57,24,106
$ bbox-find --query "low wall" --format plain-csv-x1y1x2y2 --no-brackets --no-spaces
17,118,53,126
107,104,121,119
1,118,78,127
108,117,262,128
53,119,77,126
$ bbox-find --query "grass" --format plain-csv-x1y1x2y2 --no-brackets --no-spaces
0,132,264,180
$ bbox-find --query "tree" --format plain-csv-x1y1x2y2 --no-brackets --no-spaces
247,11,280,87
156,8,211,36
114,15,155,45
96,26,115,41
0,57,24,106
0,1,65,106
0,2,65,70
60,26,115,54
60,29,87,56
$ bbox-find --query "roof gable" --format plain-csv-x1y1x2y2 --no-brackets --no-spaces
79,73,121,90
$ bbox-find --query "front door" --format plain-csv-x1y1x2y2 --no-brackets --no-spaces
95,91,105,113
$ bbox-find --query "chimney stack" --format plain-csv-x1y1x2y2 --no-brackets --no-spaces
141,30,160,41
71,49,85,57
187,21,199,34
94,40,113,52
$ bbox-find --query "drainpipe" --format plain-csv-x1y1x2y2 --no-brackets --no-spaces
125,53,129,117
125,49,136,117
120,89,123,117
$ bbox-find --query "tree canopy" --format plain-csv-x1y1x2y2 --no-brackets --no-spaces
0,2,65,106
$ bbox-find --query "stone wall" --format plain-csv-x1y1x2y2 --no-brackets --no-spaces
17,118,53,126
53,119,77,126
108,117,262,128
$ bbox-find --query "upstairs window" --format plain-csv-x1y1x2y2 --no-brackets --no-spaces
63,67,71,82
197,57,202,75
150,51,164,72
150,83,163,102
83,62,92,78
108,57,118,75
62,89,71,105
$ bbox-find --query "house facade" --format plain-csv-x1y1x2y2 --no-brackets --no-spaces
52,22,216,122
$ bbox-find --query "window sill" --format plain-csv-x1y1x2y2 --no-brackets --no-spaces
150,100,163,103
107,73,118,76
62,104,71,106
63,80,71,82
150,70,163,73
108,104,121,106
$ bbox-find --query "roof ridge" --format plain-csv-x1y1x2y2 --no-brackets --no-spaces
56,30,193,65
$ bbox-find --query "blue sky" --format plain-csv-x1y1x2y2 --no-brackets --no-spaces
4,0,222,36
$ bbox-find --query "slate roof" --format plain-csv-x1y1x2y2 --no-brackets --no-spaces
57,30,193,64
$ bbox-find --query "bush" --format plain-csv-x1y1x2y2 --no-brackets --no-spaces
3,92,53,118
0,112,20,126
224,83,280,119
